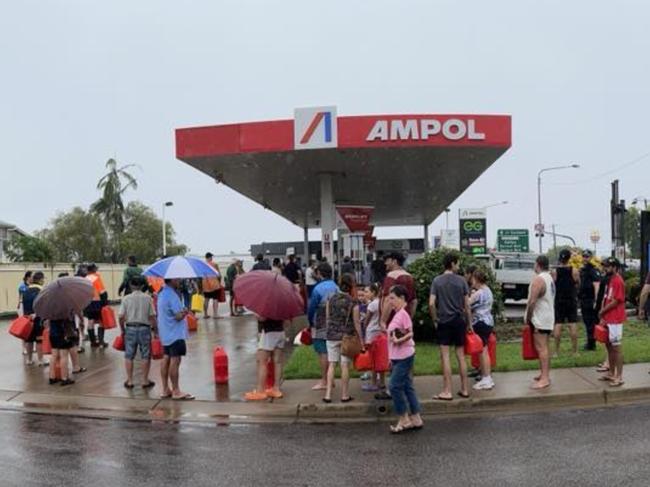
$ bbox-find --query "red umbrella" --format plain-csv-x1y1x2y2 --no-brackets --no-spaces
233,271,304,320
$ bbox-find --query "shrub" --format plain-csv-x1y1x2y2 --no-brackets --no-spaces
407,249,503,340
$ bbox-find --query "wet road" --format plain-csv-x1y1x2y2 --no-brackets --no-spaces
3,404,650,486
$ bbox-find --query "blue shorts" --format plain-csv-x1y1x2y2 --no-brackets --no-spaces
124,325,151,360
312,338,327,355
164,339,187,357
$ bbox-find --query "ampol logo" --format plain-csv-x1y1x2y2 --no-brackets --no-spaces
294,106,338,150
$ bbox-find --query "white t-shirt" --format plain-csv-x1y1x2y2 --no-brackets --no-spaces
305,267,317,286
364,298,382,343
528,272,555,331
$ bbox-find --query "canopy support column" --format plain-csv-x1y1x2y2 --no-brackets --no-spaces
303,227,310,268
423,224,430,252
320,174,335,264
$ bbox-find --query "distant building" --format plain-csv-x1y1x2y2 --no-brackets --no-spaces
0,220,28,263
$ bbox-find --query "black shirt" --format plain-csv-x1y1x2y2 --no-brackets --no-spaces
252,261,271,271
579,264,601,301
283,262,301,284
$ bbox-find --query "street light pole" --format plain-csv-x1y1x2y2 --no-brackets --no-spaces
536,164,580,254
162,201,173,257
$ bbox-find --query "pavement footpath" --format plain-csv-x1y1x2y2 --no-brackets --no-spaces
1,312,650,424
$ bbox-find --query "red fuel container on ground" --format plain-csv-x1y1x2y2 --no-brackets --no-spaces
213,347,229,384
9,316,33,340
521,326,539,360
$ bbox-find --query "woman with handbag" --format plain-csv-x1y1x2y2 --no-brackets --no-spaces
387,285,423,433
323,273,363,403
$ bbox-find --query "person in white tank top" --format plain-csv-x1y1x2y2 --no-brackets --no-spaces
525,256,555,390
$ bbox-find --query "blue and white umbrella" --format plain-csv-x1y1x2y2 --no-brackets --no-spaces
143,256,220,279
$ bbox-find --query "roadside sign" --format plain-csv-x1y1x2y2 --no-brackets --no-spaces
497,229,530,253
459,208,487,255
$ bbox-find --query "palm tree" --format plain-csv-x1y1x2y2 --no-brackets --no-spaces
91,159,138,261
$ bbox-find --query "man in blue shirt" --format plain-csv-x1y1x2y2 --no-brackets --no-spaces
157,279,194,400
307,262,339,390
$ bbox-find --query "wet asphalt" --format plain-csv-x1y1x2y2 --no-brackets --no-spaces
2,403,650,487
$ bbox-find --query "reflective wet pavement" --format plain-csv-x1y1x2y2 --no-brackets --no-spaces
0,309,303,402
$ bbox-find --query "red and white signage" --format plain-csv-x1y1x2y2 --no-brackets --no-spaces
176,113,511,159
336,206,374,232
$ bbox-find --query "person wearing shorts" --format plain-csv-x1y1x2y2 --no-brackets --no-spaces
307,262,339,391
48,317,76,386
525,256,555,390
119,276,157,389
157,279,193,401
470,269,495,391
22,271,47,366
552,249,580,357
323,274,363,404
245,318,286,401
430,253,472,401
202,252,222,318
599,258,626,387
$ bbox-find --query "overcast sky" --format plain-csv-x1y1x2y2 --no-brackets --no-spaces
2,0,649,257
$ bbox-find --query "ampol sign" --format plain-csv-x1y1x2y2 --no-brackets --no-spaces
294,106,338,150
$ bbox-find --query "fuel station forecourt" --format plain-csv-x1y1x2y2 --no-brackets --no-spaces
175,107,512,264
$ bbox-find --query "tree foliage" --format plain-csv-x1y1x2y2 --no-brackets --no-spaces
407,249,503,340
3,235,54,263
37,207,109,263
118,201,187,263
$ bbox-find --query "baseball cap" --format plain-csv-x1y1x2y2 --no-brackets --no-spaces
603,257,621,268
582,249,593,258
205,252,214,259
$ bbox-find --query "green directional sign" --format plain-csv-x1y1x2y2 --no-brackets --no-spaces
497,229,530,253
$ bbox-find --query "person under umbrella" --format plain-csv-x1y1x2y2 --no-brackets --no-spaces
34,274,95,384
234,270,304,401
143,255,220,400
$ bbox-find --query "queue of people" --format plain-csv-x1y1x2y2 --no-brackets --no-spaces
11,247,640,434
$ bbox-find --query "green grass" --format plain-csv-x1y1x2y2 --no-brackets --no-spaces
284,320,650,380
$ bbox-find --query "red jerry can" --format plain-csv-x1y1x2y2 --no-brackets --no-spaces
9,316,33,340
100,307,117,329
266,357,275,389
213,347,229,384
41,328,52,355
522,325,539,360
372,334,390,373
112,334,125,351
151,338,164,360
187,312,198,332
471,332,497,369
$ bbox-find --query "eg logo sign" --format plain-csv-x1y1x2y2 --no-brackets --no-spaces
294,106,338,150
463,220,484,232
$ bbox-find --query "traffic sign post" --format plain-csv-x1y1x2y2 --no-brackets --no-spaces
497,229,530,253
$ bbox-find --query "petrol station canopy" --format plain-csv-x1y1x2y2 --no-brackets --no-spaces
175,110,511,229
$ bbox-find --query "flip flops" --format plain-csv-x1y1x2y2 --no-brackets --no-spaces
172,393,195,401
142,381,156,389
432,394,453,402
390,423,414,434
457,392,470,399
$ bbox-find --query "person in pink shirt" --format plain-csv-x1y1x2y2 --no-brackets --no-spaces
387,285,423,434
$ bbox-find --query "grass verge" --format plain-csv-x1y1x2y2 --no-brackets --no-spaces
284,319,650,380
